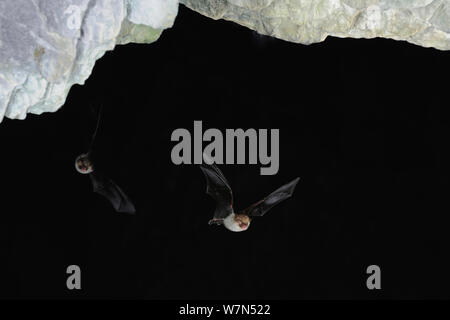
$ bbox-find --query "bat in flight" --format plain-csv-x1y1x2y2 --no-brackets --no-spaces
200,161,300,232
74,107,136,214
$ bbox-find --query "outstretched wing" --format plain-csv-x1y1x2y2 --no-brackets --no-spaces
89,172,136,214
241,177,300,217
200,163,234,223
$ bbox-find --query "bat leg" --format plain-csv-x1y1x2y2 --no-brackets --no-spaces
208,219,223,226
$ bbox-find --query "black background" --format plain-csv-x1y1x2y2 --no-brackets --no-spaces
0,6,449,300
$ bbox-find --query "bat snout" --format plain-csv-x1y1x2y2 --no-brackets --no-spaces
239,222,249,230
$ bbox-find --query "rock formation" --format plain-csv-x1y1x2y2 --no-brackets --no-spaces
1,0,449,122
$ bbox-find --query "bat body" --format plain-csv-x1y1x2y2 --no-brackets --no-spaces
75,153,136,214
200,162,300,232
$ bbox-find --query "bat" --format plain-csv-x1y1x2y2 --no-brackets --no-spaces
74,106,136,214
200,161,299,232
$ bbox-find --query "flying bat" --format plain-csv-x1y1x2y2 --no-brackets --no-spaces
74,107,136,214
200,162,300,232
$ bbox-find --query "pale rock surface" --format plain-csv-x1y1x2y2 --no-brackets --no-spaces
181,0,450,50
0,0,178,122
1,0,449,122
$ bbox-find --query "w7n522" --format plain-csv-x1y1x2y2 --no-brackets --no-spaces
222,305,270,315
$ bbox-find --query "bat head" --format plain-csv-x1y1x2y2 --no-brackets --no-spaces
234,214,251,231
75,153,94,174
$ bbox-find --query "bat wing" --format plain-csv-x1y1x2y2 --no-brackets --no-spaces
200,163,234,223
241,177,300,217
89,172,136,214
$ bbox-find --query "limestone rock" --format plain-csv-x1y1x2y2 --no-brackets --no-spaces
181,0,450,50
2,0,449,123
0,0,178,122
